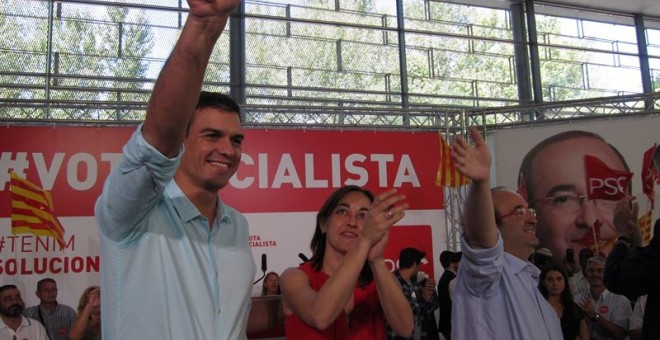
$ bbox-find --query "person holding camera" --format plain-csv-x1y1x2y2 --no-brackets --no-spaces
387,247,439,340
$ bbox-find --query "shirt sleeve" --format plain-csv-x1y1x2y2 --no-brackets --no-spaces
95,125,182,242
457,233,504,298
629,295,646,330
608,295,632,329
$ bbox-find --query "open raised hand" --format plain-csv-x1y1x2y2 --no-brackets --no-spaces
450,126,491,183
87,288,101,308
613,197,641,246
359,189,408,262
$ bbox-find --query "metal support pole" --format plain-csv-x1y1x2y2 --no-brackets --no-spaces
525,0,543,106
634,15,653,110
395,0,409,112
229,2,246,104
510,2,532,107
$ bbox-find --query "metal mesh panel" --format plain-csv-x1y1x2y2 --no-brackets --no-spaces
0,0,659,124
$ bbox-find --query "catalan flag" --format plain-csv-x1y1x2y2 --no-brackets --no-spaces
638,209,653,245
436,132,470,188
9,171,66,248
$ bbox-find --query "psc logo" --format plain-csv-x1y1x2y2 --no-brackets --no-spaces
588,176,630,197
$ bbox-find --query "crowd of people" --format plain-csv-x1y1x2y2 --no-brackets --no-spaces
0,279,101,340
2,0,658,339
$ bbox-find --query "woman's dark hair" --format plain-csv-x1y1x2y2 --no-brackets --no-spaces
539,264,572,301
538,264,578,316
309,185,375,288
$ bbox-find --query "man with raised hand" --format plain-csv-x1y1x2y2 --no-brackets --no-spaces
449,127,562,340
95,1,257,339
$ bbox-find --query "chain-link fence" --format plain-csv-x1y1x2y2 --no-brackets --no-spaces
1,0,659,128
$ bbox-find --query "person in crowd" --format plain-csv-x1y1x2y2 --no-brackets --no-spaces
0,284,48,340
280,185,413,339
604,141,660,340
628,295,647,340
517,131,630,266
437,251,460,340
387,247,438,340
70,286,101,340
248,271,286,339
567,248,594,298
575,256,631,340
449,127,562,339
94,0,266,339
262,272,281,296
529,247,554,269
538,264,590,340
23,278,77,340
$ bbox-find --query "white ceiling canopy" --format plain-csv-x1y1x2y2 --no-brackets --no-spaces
540,0,660,18
439,0,660,28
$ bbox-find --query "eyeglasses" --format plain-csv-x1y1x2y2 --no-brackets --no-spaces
534,192,619,212
500,207,536,219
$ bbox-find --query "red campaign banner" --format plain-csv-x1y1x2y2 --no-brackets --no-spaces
384,225,436,279
584,154,633,201
0,126,444,217
641,144,657,205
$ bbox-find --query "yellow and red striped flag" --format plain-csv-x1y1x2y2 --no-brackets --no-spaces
436,132,470,188
9,171,66,248
638,208,653,245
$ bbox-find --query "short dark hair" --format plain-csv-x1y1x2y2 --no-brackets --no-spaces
0,284,18,295
439,251,454,269
653,144,660,171
399,247,426,269
36,278,56,291
185,91,242,135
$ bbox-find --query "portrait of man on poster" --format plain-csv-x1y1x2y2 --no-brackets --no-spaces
517,130,633,267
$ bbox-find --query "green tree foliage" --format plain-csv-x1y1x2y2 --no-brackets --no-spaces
0,0,153,119
243,0,588,112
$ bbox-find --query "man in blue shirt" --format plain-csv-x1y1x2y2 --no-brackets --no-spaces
449,127,562,340
95,1,258,339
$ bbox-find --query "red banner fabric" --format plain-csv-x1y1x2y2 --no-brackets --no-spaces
641,144,657,206
0,126,444,216
584,155,633,201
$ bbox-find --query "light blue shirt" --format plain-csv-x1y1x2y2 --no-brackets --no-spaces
451,234,562,340
95,127,256,340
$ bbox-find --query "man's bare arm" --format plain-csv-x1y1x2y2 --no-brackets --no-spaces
142,0,241,157
451,127,498,248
